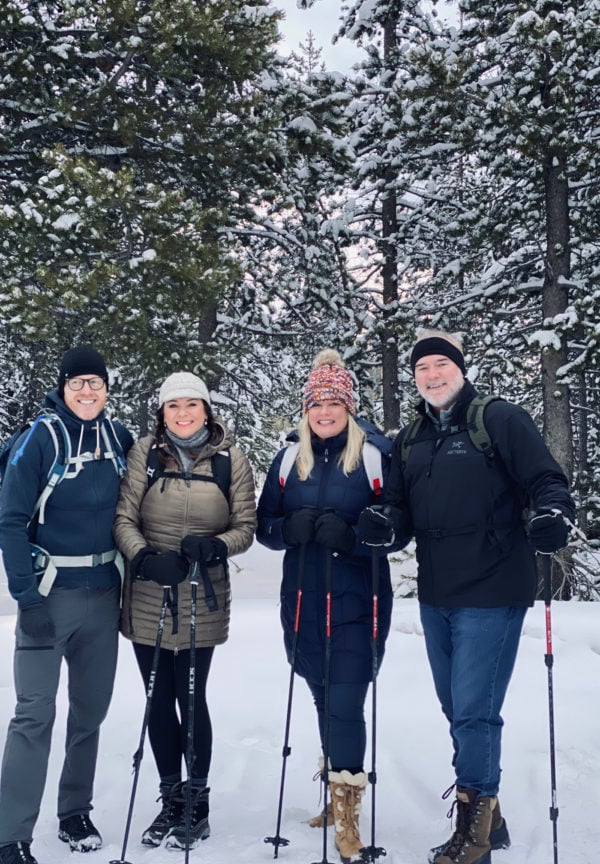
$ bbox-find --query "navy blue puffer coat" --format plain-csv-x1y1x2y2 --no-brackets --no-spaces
257,420,399,687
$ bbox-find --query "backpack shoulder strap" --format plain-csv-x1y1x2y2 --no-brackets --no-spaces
211,450,232,501
279,442,299,490
465,395,503,457
400,415,425,468
145,444,232,501
361,441,384,498
28,414,72,525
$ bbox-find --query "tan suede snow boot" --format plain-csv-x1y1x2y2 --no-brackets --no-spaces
329,770,368,863
434,787,496,864
308,800,334,828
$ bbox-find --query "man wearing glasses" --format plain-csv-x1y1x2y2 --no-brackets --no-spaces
0,346,133,864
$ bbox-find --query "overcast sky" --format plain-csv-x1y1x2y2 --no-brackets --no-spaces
273,0,361,73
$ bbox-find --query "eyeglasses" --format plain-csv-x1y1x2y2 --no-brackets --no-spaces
66,377,106,391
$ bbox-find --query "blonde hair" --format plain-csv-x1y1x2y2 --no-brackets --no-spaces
295,413,365,481
415,328,463,352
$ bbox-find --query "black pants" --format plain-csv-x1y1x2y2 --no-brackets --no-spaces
133,643,214,783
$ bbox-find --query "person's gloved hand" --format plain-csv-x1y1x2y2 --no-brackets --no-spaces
130,545,159,580
181,535,228,564
281,507,319,547
358,505,395,547
141,550,190,587
528,509,569,554
19,601,55,640
314,511,355,555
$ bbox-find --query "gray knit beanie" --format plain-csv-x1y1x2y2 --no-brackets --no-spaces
158,372,211,408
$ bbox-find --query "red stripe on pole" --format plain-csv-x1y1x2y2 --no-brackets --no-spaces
326,591,331,638
545,605,553,654
294,589,302,633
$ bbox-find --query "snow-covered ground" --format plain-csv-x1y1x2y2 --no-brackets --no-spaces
0,542,598,864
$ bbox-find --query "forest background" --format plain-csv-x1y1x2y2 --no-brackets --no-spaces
0,0,598,596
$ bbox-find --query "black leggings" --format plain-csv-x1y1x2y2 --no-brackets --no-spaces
133,643,214,782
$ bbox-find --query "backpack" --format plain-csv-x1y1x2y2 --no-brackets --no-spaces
0,411,127,525
145,443,232,501
278,440,384,498
400,394,502,467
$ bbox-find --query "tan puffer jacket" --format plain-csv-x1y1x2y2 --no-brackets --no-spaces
114,423,256,650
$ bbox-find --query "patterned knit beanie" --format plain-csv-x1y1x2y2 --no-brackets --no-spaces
303,349,356,415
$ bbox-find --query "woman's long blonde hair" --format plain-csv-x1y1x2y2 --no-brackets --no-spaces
295,347,365,480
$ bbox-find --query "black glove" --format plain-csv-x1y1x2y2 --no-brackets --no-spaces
141,550,190,587
130,545,159,580
19,602,55,640
281,507,319,547
358,505,395,547
314,511,355,555
181,535,228,564
528,509,569,554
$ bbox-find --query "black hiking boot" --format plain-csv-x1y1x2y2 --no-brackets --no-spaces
58,813,102,852
164,784,210,851
0,843,38,864
141,782,185,847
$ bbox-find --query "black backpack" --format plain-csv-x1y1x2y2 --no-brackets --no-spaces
145,443,232,501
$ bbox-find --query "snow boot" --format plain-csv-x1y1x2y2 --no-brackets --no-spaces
308,800,334,828
428,795,510,863
308,758,334,827
432,787,496,864
58,813,102,851
164,782,210,850
329,770,368,863
0,843,38,864
141,781,185,847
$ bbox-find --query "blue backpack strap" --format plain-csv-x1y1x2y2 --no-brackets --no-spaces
31,414,72,524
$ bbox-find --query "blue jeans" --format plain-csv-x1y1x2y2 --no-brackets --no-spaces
420,604,527,797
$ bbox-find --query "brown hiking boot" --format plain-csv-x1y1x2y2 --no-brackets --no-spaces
329,770,368,863
434,787,496,864
428,794,510,862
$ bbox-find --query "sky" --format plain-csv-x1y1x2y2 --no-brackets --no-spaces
0,541,599,864
273,0,362,74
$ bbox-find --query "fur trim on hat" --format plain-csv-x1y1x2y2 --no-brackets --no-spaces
158,372,211,407
303,349,356,415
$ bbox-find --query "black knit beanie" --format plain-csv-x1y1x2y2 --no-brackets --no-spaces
58,346,109,396
410,337,467,376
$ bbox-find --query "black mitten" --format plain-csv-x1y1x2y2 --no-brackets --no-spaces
314,511,355,555
181,535,228,564
142,550,190,587
281,507,319,547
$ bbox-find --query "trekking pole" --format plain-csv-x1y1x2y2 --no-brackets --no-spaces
184,561,200,864
542,554,559,864
360,549,387,863
265,544,307,857
109,587,170,864
312,548,334,864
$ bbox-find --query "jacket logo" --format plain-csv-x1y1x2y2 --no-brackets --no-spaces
448,441,467,456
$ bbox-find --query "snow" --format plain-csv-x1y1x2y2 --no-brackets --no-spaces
0,542,599,864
